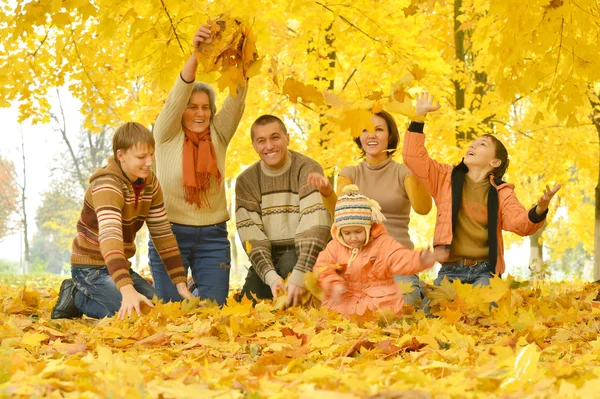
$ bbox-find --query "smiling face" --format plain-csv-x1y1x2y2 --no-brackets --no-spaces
252,121,290,169
117,143,155,182
359,115,390,162
182,91,212,133
340,226,367,249
464,136,501,172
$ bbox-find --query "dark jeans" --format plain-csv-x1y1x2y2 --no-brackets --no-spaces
71,266,155,319
434,261,495,287
239,248,297,302
393,274,425,305
149,222,231,305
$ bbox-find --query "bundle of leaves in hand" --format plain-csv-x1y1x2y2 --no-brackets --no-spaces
196,15,261,95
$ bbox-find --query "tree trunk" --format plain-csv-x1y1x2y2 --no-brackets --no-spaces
453,0,466,143
589,91,600,281
529,225,546,279
20,128,30,274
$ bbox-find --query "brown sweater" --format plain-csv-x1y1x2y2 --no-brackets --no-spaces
340,158,414,249
449,175,490,261
70,156,187,290
235,151,331,287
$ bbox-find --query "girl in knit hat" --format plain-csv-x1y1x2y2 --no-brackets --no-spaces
315,185,436,317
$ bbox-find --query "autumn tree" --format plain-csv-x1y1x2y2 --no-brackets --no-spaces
1,0,599,278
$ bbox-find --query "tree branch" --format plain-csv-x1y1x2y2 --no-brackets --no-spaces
160,0,185,54
315,1,381,43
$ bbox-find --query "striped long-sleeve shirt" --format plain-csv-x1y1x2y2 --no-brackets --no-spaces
71,156,186,289
235,150,331,288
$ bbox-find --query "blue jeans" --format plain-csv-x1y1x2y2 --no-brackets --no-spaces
149,222,230,305
393,274,424,305
434,261,494,287
71,266,155,319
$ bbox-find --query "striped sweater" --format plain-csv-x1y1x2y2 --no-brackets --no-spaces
70,156,187,290
153,75,248,226
235,150,331,287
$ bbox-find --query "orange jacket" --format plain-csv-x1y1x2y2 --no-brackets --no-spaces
402,126,547,275
315,223,429,316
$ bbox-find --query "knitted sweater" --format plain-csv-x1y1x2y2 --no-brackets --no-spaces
153,75,248,225
71,156,187,290
340,158,414,248
235,151,331,287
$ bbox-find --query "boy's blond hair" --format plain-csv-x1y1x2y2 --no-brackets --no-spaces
112,122,155,157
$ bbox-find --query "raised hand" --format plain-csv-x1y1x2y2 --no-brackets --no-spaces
193,24,213,50
307,172,333,196
536,183,562,215
415,92,441,117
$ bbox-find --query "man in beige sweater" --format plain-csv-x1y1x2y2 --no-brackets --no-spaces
149,25,248,305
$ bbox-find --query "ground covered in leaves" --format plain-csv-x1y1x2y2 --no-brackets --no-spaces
1,274,600,398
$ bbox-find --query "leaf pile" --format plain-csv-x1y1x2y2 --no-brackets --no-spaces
1,274,600,398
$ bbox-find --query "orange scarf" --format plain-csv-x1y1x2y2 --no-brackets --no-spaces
182,127,222,208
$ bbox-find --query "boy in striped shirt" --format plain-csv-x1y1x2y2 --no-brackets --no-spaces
52,122,192,320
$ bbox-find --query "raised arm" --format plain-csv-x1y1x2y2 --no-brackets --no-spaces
154,25,213,144
212,83,249,145
499,184,559,236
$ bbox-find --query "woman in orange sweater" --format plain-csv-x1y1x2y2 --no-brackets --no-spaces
315,185,435,317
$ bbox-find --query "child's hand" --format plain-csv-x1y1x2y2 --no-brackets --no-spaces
331,283,346,303
415,92,441,117
536,183,562,215
307,172,333,196
419,249,436,268
118,284,154,320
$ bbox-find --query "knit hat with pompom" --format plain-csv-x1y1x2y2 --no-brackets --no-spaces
334,185,385,247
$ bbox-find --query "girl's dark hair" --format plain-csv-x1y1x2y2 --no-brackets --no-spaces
353,110,400,157
482,134,510,180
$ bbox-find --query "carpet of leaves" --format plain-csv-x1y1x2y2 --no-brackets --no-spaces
1,274,600,398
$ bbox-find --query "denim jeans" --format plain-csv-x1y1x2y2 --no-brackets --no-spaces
393,274,424,305
434,261,494,287
149,222,231,305
239,247,297,302
71,266,155,319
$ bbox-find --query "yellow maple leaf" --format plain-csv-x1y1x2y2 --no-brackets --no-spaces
340,107,374,138
21,332,49,348
282,77,325,106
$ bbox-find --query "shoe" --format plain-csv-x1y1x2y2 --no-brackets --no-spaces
51,279,83,319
